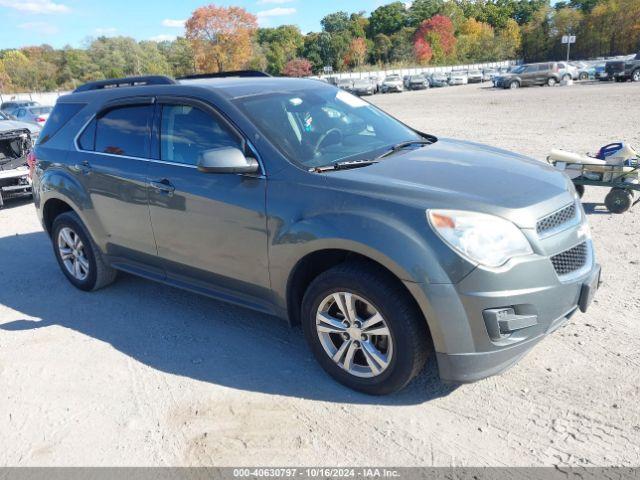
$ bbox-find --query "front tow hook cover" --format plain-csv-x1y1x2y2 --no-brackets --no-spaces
483,308,538,339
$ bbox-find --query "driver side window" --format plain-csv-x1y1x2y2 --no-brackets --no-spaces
160,104,240,166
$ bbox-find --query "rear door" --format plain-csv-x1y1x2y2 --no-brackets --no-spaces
69,98,158,269
146,97,270,304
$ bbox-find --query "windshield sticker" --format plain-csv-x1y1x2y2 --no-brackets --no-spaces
304,113,313,132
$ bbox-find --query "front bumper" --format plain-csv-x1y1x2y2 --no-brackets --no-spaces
404,213,600,383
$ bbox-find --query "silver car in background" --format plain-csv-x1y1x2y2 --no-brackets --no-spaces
448,70,469,86
351,78,376,96
381,74,404,93
13,106,52,126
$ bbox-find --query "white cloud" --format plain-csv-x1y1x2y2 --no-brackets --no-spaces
19,21,59,34
150,34,177,42
257,0,294,4
0,0,69,14
162,19,185,28
256,7,296,17
94,27,117,35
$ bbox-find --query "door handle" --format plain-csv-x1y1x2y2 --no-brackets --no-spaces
149,179,175,196
74,160,92,175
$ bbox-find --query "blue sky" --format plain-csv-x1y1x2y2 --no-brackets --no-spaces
0,0,394,49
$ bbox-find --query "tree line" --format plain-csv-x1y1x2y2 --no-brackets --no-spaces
0,0,638,93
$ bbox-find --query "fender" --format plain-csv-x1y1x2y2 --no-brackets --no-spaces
37,166,105,245
268,208,475,307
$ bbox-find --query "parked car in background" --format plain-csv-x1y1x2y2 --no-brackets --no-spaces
407,74,430,90
429,72,449,87
482,68,497,82
1,100,40,114
495,62,561,89
467,70,483,83
605,53,640,82
557,62,579,81
336,78,354,92
369,75,384,93
570,61,594,80
595,63,609,81
0,110,40,207
448,70,468,86
13,106,52,126
351,78,376,96
381,74,404,93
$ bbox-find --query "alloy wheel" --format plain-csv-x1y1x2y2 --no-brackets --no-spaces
633,70,640,82
58,227,90,281
315,292,393,378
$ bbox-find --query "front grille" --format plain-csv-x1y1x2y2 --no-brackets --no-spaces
551,242,588,276
536,203,577,236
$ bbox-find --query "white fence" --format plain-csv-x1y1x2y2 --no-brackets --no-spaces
320,59,519,80
0,91,70,107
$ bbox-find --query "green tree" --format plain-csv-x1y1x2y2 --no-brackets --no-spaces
257,25,303,75
372,33,392,64
409,0,445,26
369,2,409,37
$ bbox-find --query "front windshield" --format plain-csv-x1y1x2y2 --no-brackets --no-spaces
511,66,526,74
234,87,422,169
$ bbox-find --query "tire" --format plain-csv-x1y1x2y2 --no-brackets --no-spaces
52,211,117,291
579,72,589,81
604,188,632,214
301,261,430,395
509,81,520,89
547,77,557,87
574,183,585,198
632,69,640,82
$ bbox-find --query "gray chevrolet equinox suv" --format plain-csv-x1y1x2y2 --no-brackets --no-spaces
32,73,601,395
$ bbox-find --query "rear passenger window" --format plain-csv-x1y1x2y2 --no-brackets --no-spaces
160,104,240,166
95,105,152,158
78,118,96,151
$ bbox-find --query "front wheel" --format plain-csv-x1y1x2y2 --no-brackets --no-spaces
52,211,117,291
301,262,430,395
632,69,640,82
579,72,589,81
509,81,520,89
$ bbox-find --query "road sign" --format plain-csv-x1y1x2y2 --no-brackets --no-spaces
562,35,576,44
323,66,333,74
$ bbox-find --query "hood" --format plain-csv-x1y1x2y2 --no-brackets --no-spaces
325,138,574,229
0,120,40,134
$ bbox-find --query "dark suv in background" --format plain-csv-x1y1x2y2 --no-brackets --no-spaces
496,62,562,89
605,53,640,82
32,73,600,394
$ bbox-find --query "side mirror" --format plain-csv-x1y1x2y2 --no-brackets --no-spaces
197,147,260,174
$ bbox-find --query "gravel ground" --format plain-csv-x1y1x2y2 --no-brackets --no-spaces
1,81,639,467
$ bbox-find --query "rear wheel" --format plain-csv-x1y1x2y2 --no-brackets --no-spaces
604,188,632,214
547,77,558,87
301,262,430,395
52,211,117,291
632,69,640,82
579,72,589,81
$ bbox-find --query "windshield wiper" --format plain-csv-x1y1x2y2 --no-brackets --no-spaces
376,140,432,160
310,159,379,173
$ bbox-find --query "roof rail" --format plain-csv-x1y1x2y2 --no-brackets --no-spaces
177,70,271,80
73,75,177,93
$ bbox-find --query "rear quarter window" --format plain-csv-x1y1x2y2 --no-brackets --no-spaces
38,103,86,145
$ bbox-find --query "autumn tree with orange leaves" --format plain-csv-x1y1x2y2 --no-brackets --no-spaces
185,5,258,73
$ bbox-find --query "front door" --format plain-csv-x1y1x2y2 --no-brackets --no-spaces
146,98,270,304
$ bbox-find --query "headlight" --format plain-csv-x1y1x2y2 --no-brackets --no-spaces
427,210,533,267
